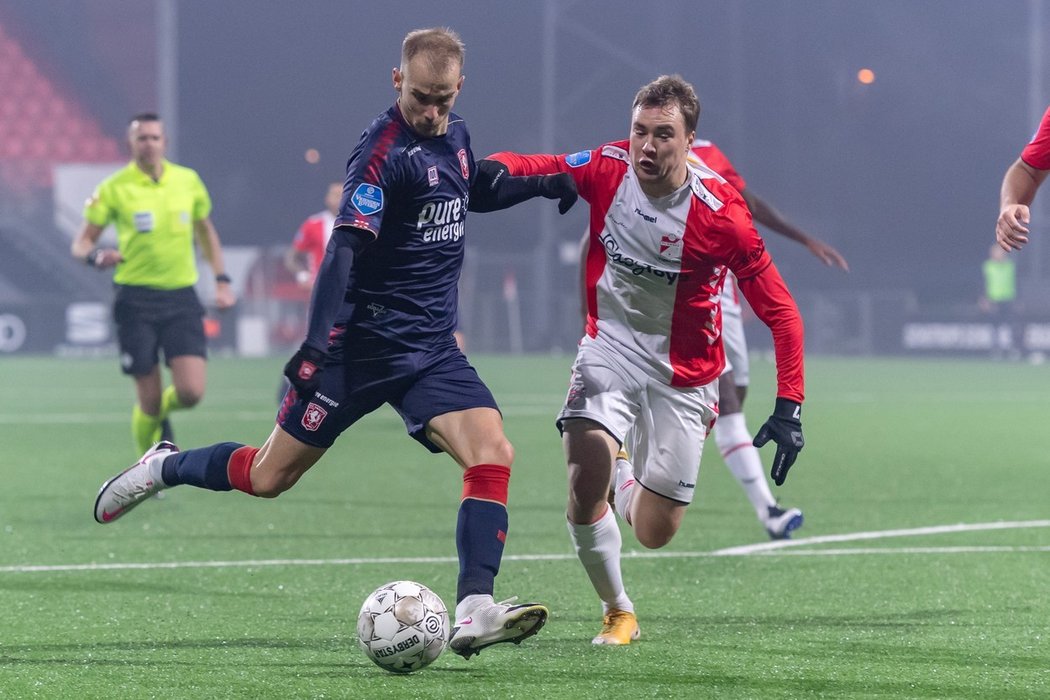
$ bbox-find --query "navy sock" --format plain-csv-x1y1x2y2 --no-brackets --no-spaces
161,442,244,491
456,498,508,602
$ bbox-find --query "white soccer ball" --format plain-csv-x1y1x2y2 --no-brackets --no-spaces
356,580,450,674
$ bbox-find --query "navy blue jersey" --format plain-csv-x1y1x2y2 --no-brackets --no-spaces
333,103,475,352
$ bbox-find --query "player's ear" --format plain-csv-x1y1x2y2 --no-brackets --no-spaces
392,67,403,93
456,74,465,92
686,130,695,151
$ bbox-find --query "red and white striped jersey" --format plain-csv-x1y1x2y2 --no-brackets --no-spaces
490,141,804,401
690,139,745,318
1021,106,1050,170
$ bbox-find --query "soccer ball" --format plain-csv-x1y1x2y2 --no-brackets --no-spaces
356,580,450,674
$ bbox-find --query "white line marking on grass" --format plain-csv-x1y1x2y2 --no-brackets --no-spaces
710,520,1050,556
0,520,1046,574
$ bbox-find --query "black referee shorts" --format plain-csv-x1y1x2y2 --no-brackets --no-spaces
112,284,207,376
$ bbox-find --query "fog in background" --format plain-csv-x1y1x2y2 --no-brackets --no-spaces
1,0,1047,353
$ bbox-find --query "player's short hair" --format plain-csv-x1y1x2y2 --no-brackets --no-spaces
633,75,700,134
128,112,162,127
401,27,465,74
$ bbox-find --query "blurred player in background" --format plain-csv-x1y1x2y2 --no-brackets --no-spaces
92,27,577,661
71,113,235,454
285,181,342,289
577,137,845,541
489,75,806,645
997,105,1050,252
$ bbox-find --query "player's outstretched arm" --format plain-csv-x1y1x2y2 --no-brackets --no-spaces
740,189,849,271
468,159,577,214
997,158,1049,252
284,227,370,396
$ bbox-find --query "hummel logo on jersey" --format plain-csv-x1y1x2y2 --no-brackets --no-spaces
366,303,387,318
634,208,656,223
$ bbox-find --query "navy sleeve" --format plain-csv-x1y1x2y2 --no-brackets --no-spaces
302,227,371,352
334,120,402,238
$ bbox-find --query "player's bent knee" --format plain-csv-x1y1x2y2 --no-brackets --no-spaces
177,389,204,408
476,436,514,468
634,526,675,549
249,474,294,499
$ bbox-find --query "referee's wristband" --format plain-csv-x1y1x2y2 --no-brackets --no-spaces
215,273,232,284
84,249,103,267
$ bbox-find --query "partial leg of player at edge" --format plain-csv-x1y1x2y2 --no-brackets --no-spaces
93,410,548,660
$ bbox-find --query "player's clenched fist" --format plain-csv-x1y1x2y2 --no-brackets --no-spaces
283,344,325,398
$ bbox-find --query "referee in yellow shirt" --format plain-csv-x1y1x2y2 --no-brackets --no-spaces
71,113,236,453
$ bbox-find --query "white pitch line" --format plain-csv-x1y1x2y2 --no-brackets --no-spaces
0,520,1047,574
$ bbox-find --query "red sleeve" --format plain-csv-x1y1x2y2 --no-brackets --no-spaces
713,199,804,403
487,146,606,204
737,263,805,403
1020,106,1050,170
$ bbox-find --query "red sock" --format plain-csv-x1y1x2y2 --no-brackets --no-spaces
227,446,259,495
461,463,510,506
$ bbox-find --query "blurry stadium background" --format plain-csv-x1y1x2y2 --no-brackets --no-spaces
1,0,1048,359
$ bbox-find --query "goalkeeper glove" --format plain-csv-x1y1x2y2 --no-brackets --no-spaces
752,398,804,486
283,344,325,398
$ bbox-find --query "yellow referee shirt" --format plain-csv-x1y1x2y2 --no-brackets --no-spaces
84,159,212,289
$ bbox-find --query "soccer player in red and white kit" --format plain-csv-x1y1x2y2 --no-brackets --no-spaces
285,181,342,287
488,75,806,645
997,105,1050,252
580,139,845,541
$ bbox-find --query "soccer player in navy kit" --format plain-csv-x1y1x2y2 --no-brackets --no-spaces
92,27,577,660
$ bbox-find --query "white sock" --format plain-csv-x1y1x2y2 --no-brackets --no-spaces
454,593,493,623
714,412,776,518
613,455,636,525
567,507,634,614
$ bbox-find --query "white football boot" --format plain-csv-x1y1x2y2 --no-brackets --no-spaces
449,596,549,659
94,441,178,524
764,504,804,540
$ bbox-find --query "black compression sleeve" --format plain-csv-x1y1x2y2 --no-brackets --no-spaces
468,159,551,213
303,227,371,352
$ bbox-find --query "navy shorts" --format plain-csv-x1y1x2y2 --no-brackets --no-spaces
277,332,499,451
112,285,206,376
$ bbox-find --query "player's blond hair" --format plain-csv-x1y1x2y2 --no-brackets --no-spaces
401,27,465,74
633,75,700,134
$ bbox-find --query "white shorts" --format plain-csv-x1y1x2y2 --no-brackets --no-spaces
721,278,749,387
556,334,719,504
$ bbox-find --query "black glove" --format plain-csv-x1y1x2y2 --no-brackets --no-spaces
537,173,578,214
752,398,804,486
283,344,325,398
